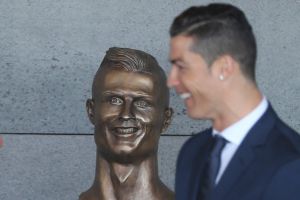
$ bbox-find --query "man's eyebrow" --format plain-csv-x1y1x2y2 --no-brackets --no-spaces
169,58,179,64
169,58,185,65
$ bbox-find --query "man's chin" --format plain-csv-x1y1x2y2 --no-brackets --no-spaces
186,110,198,119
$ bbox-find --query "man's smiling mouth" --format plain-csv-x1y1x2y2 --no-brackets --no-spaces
180,93,191,100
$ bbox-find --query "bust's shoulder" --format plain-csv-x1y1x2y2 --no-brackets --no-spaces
79,189,98,200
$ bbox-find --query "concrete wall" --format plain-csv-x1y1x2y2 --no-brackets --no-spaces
0,0,299,199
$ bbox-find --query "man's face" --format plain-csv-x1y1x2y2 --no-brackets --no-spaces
168,35,220,119
87,69,171,163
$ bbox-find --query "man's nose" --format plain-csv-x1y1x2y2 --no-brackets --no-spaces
167,66,179,88
119,100,135,120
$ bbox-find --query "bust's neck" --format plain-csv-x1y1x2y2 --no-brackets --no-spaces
92,152,162,200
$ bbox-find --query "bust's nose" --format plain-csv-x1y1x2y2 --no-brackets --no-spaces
119,99,135,120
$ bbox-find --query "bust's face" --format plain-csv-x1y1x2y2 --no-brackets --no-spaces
87,69,170,163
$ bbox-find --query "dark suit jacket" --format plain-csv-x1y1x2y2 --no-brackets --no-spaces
175,105,300,200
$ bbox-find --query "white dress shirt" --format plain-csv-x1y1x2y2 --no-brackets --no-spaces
212,97,268,184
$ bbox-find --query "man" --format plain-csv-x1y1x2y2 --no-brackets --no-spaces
80,47,174,200
168,3,300,200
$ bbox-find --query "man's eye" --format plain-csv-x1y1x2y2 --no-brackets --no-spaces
134,100,149,108
177,65,185,71
110,97,123,105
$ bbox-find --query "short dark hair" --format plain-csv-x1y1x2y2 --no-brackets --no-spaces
99,47,162,74
92,47,169,106
170,3,257,81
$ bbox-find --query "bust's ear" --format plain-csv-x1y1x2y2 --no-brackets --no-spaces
162,107,173,133
86,99,95,125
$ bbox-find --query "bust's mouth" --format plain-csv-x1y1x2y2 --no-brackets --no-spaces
113,127,139,137
106,124,145,148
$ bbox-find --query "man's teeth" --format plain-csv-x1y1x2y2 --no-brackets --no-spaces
180,93,191,100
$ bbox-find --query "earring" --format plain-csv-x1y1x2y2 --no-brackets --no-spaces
219,74,224,81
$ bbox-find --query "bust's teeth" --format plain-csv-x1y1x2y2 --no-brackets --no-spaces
180,93,191,100
116,128,137,134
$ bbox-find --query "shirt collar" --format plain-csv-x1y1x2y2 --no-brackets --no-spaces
213,97,268,146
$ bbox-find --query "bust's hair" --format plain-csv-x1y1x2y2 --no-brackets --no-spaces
92,47,169,105
100,47,161,73
170,3,257,82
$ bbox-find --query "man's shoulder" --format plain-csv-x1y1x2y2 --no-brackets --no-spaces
176,128,211,170
263,158,300,200
259,114,300,199
259,104,300,154
274,116,300,153
178,128,211,158
184,128,211,147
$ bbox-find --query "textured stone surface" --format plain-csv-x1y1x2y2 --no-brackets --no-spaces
0,0,299,134
0,135,188,200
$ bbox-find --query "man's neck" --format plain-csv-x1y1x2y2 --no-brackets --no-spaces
213,81,263,132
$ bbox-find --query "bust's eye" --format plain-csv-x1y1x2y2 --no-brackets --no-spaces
110,97,123,105
134,100,149,108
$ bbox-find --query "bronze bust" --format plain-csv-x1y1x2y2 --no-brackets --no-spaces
80,47,174,200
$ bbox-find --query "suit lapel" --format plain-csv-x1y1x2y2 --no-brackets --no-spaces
189,130,215,200
211,140,256,200
211,105,278,200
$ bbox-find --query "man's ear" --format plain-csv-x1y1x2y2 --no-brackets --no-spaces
162,107,173,133
211,54,236,80
86,99,95,125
